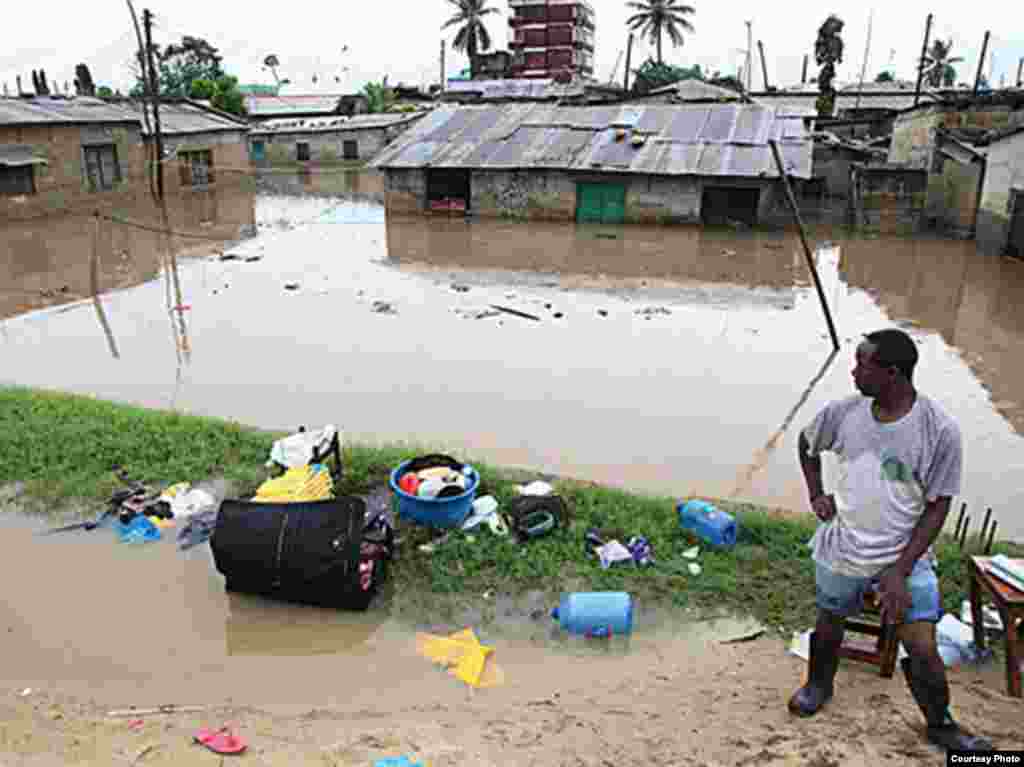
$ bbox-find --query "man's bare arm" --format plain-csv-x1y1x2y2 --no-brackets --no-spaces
885,497,952,577
798,432,825,500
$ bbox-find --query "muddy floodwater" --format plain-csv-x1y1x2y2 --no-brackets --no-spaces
3,169,1024,544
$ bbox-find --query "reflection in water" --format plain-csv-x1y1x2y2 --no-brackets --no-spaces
732,349,839,498
224,592,384,657
89,214,121,360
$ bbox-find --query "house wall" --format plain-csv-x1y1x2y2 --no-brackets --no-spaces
930,158,982,234
253,125,407,166
152,130,251,192
890,105,1024,169
977,130,1024,255
0,122,146,220
384,168,790,225
850,169,928,233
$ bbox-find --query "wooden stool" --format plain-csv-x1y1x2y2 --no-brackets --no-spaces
838,587,900,678
967,556,1024,698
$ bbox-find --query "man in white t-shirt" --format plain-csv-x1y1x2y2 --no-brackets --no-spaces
790,328,991,752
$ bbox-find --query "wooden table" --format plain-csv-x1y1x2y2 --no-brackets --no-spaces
967,556,1024,698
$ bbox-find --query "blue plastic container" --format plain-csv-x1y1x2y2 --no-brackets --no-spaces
551,591,634,636
678,499,737,548
389,460,478,529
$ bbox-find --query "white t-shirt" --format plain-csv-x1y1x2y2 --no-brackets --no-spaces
801,394,962,577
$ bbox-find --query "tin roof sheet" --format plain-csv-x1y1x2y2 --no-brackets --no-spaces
371,104,811,179
0,97,139,126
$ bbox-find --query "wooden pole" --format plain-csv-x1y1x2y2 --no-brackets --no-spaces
854,10,874,110
126,0,156,200
914,13,933,106
979,507,993,550
768,139,840,352
974,31,991,95
802,54,808,84
985,520,997,554
1017,57,1023,88
758,40,769,91
954,501,966,541
143,8,164,200
440,40,446,94
623,33,633,92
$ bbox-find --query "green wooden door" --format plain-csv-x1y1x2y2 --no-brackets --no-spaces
576,182,626,224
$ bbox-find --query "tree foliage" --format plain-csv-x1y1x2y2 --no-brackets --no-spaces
363,80,396,113
97,86,115,99
442,0,499,78
626,0,696,65
814,15,844,116
875,70,894,83
128,34,245,115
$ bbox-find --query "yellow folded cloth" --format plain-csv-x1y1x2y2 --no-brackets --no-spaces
252,466,333,503
415,628,504,689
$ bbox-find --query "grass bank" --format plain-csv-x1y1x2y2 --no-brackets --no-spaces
2,386,1021,633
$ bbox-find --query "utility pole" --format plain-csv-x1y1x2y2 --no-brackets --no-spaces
974,30,990,95
913,13,933,106
1017,57,1023,88
758,40,769,91
623,33,633,92
745,21,753,92
802,54,808,84
143,8,164,200
855,10,874,110
440,40,445,93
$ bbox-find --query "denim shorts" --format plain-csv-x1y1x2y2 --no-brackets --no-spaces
815,558,942,623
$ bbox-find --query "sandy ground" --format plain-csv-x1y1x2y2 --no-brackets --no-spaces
2,634,1021,767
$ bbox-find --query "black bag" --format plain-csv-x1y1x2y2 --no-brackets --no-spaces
210,496,391,611
506,495,566,541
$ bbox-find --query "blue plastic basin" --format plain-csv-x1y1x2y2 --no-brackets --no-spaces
389,460,478,529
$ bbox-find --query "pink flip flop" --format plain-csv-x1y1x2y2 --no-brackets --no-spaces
194,726,247,755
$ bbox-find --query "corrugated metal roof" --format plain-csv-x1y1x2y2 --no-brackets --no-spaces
443,78,587,101
136,101,248,135
249,112,424,135
0,97,140,126
0,144,48,166
244,94,342,117
370,104,812,179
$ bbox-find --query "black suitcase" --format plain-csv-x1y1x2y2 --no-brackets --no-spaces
210,495,392,610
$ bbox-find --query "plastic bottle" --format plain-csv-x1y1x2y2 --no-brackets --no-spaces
678,499,737,548
551,592,633,636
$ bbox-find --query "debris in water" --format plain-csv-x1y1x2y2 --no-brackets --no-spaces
721,249,737,257
553,312,564,319
489,304,541,322
597,310,608,317
451,283,471,293
371,301,397,315
634,306,672,317
219,253,240,261
284,283,300,291
544,303,553,310
453,307,501,320
504,291,517,299
244,256,262,263
595,233,618,240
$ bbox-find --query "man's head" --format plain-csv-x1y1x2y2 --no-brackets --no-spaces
853,328,919,398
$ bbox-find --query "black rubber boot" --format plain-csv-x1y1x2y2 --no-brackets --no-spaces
789,631,841,717
901,657,993,751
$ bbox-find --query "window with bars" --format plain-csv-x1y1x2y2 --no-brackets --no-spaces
0,165,36,196
179,150,215,187
83,144,121,192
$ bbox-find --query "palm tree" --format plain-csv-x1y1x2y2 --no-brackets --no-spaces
626,0,696,65
442,0,499,79
922,39,964,89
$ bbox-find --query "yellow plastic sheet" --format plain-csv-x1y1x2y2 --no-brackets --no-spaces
415,628,504,689
251,466,333,504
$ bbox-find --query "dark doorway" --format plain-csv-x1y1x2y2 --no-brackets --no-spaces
427,169,471,211
1008,189,1024,258
701,186,760,226
343,140,359,161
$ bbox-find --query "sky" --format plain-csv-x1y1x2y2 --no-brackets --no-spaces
1,0,1022,98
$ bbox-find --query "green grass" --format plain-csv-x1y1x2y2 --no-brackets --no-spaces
2,385,1022,633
